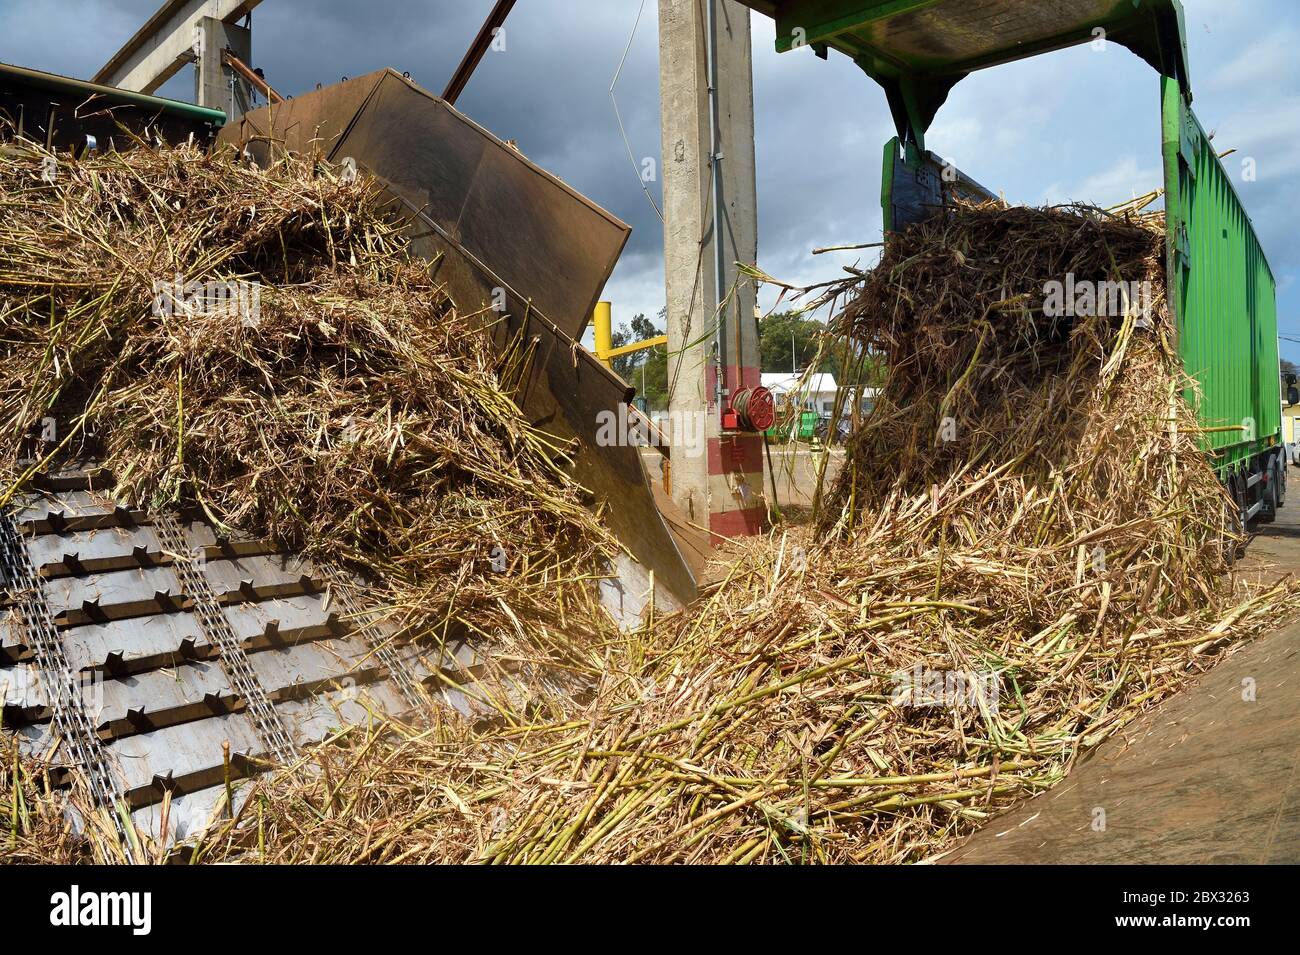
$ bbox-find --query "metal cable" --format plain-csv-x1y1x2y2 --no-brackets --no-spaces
610,0,664,222
151,514,297,764
0,513,129,845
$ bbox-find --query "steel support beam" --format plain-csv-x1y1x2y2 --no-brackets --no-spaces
442,0,518,105
194,17,252,115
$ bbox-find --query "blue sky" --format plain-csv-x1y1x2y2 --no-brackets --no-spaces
2,0,1296,361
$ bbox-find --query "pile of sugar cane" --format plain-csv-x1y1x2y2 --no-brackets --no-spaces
0,138,615,679
172,202,1291,864
3,152,1293,864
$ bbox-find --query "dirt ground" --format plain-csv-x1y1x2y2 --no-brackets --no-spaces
941,468,1300,864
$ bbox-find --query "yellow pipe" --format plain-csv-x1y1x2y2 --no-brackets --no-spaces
605,335,668,360
593,301,613,369
593,301,664,366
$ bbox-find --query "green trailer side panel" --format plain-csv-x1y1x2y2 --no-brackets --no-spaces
1161,75,1280,474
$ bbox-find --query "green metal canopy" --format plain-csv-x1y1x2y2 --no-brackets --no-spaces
736,0,1189,150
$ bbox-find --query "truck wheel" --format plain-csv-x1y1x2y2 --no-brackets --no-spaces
1225,469,1248,553
1237,469,1249,527
1259,460,1279,523
1223,496,1245,562
1276,454,1287,507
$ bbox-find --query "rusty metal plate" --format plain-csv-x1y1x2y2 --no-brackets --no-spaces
218,69,628,342
399,213,700,606
225,70,384,162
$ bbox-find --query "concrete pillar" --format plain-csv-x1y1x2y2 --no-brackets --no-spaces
658,0,765,540
194,16,252,118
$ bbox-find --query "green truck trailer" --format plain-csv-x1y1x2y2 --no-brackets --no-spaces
737,0,1287,527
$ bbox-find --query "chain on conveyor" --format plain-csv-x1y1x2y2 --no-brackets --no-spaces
0,513,128,842
151,514,298,764
325,568,428,714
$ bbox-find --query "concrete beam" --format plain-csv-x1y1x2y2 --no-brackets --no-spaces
195,17,251,114
658,0,765,538
94,0,260,95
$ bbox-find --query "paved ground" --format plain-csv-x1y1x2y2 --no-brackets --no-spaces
942,470,1300,863
639,444,845,520
766,446,843,514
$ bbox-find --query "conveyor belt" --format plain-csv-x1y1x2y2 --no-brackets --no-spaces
324,571,429,714
152,513,299,765
0,469,487,847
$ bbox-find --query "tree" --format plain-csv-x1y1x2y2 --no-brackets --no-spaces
759,311,824,376
759,311,889,386
1282,358,1298,377
608,308,888,412
758,311,848,378
610,310,669,410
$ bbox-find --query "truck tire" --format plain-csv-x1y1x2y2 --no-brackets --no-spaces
1228,469,1250,538
1259,458,1279,523
1276,453,1287,507
1223,495,1245,562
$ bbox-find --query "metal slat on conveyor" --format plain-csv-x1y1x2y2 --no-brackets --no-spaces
325,570,429,714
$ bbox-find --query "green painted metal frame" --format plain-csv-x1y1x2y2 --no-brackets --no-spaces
741,0,1188,152
0,61,226,126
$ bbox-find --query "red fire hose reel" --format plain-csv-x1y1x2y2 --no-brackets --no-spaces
723,386,775,433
